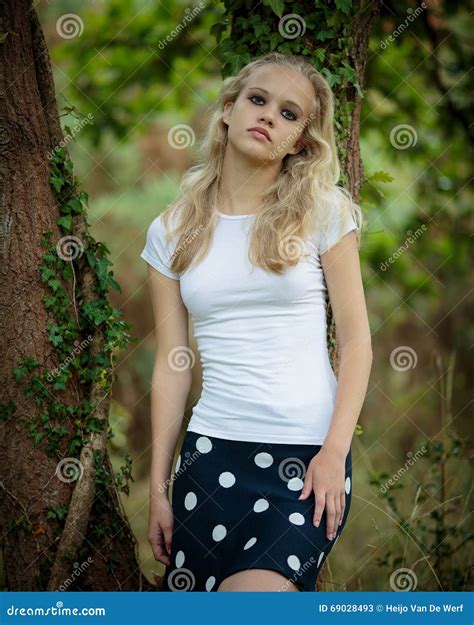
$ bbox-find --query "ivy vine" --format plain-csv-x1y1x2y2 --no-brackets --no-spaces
5,141,138,571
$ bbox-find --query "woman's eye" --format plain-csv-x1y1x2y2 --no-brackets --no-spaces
248,96,297,121
282,109,297,121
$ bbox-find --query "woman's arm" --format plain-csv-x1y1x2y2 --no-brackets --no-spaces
320,230,373,460
146,265,192,498
298,230,372,541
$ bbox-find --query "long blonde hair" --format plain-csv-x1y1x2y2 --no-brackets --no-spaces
162,51,362,275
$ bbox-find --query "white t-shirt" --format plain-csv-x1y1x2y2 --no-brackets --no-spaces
140,205,358,444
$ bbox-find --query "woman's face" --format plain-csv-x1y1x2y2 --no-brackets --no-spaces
223,63,316,164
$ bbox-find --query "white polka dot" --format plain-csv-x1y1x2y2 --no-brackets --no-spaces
254,452,273,468
212,524,227,541
287,477,304,491
243,537,257,550
218,471,236,488
184,491,197,510
287,555,301,571
253,498,269,513
345,476,351,494
317,551,325,567
289,512,305,525
196,436,213,453
175,454,181,474
205,576,216,591
175,550,185,568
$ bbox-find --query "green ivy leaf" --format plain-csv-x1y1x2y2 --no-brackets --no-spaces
315,48,326,63
57,215,72,232
269,0,285,18
367,170,394,184
108,275,122,293
33,431,44,446
63,197,83,215
48,278,62,292
85,250,96,269
269,32,280,50
335,0,353,15
210,22,225,44
50,176,64,193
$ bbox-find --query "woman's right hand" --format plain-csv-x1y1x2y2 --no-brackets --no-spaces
148,492,173,566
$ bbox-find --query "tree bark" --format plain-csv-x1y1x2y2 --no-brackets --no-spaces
0,0,153,591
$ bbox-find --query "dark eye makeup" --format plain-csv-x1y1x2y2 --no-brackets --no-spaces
248,94,298,121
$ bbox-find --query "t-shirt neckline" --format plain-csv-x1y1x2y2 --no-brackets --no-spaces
217,211,256,220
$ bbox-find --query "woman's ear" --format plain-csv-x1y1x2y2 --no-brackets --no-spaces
222,101,233,126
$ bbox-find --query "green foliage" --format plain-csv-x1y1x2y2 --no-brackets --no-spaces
47,503,70,522
50,2,224,145
0,399,16,422
368,427,472,590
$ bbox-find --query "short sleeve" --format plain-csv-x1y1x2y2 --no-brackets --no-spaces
140,213,180,280
316,205,359,256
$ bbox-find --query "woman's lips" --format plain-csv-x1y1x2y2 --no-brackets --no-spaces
248,128,271,142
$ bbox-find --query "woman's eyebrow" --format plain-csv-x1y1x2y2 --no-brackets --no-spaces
246,86,304,116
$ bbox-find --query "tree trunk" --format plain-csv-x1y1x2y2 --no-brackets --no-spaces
0,0,153,591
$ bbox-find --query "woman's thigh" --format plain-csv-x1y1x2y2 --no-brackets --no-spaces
217,568,301,592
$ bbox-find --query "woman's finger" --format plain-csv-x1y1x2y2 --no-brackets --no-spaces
332,494,342,538
162,522,173,565
313,489,326,527
325,494,336,540
298,471,313,500
339,491,346,527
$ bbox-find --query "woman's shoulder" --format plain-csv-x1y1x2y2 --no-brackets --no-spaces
311,188,361,256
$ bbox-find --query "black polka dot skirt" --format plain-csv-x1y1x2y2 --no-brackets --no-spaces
162,429,352,592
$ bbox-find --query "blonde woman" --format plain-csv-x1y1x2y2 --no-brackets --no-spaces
141,52,372,592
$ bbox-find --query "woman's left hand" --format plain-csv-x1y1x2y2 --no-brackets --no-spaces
298,447,346,541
